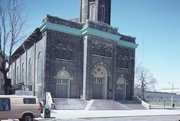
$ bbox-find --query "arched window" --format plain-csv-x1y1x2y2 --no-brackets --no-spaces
99,5,105,22
117,77,126,89
13,69,15,84
37,52,43,84
93,66,107,84
21,63,24,84
56,70,70,85
28,58,32,85
56,70,71,98
16,66,19,84
93,65,108,99
89,2,96,21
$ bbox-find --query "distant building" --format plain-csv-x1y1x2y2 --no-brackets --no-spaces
144,91,180,103
9,0,138,100
159,89,180,95
134,88,180,102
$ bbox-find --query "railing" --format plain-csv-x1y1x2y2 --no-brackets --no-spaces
135,96,151,110
46,92,54,109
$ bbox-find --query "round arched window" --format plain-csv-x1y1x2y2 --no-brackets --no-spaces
117,77,126,89
56,70,70,85
93,66,107,84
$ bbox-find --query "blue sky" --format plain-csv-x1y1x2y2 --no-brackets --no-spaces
21,0,180,90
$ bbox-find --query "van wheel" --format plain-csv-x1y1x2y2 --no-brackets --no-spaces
20,114,33,121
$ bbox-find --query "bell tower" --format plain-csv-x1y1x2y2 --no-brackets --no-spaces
80,0,111,25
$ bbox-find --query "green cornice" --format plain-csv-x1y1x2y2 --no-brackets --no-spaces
81,27,120,41
118,40,138,49
40,21,81,36
40,21,138,49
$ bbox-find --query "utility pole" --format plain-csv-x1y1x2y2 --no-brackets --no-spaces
169,82,174,107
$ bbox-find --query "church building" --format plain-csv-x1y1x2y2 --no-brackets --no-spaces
9,0,138,100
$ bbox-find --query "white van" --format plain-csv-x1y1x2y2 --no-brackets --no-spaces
0,95,43,121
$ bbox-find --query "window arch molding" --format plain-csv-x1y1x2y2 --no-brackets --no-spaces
93,65,107,81
99,4,105,22
56,70,70,84
56,70,71,98
37,51,43,84
28,58,32,85
21,62,24,84
92,65,108,99
117,77,126,89
16,66,19,84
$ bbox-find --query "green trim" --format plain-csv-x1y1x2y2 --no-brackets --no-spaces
40,22,138,49
118,40,138,48
82,27,138,49
40,22,81,36
81,27,120,41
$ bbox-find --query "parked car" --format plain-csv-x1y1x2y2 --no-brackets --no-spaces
0,95,43,121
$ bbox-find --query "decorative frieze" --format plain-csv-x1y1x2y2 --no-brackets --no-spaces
117,47,134,68
55,41,74,60
91,39,113,57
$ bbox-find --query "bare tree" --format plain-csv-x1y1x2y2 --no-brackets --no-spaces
0,0,26,94
135,64,157,101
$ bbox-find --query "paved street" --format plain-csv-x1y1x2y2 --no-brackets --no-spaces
4,115,180,121
57,115,180,121
33,109,180,121
3,109,180,121
49,109,180,119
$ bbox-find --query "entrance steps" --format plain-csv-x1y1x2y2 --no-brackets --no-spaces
53,98,146,110
53,98,88,110
116,100,146,110
89,99,131,110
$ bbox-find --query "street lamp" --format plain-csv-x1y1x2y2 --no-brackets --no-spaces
168,82,174,107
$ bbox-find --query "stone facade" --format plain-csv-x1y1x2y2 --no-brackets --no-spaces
44,29,83,98
9,0,137,100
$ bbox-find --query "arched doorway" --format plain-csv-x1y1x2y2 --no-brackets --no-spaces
56,70,70,98
92,66,108,99
116,77,126,100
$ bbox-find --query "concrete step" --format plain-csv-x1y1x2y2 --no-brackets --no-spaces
53,98,146,110
117,100,146,110
53,98,88,110
89,99,132,110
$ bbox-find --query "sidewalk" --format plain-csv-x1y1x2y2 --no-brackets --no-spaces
36,108,180,120
151,104,180,110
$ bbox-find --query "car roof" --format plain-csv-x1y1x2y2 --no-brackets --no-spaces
0,95,37,98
